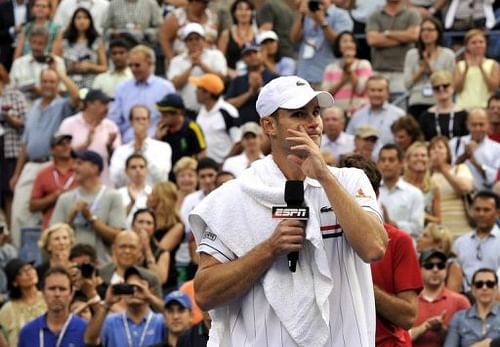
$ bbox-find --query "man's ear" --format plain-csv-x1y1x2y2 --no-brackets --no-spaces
260,116,277,137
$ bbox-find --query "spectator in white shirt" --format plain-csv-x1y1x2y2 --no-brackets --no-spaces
320,106,354,164
378,143,425,238
117,153,151,228
53,0,109,34
222,122,264,177
110,105,172,188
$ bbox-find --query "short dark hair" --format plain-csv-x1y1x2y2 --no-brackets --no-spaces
109,38,130,51
338,154,381,195
125,153,148,169
390,115,424,142
473,190,500,209
131,208,157,229
487,91,500,108
43,266,73,290
69,243,97,263
332,31,358,58
471,267,498,285
379,143,404,161
128,104,150,122
197,157,219,173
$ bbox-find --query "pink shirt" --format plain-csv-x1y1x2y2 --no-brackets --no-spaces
59,112,121,185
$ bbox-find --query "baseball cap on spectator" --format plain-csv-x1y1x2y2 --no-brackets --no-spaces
189,74,225,95
256,76,334,118
157,93,185,112
50,131,73,147
182,23,205,40
257,30,278,45
83,89,114,103
241,122,262,136
355,125,379,140
124,265,156,288
241,43,259,56
419,249,447,264
75,150,104,173
164,290,192,309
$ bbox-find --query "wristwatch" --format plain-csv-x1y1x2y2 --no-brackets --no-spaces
89,214,98,224
320,21,329,29
383,30,390,36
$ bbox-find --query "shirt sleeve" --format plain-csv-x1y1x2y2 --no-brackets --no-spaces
392,232,423,293
107,191,127,229
50,193,68,225
197,226,236,263
443,312,462,347
31,170,46,199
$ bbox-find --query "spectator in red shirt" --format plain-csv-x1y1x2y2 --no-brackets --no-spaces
30,132,78,229
410,249,470,347
487,92,500,143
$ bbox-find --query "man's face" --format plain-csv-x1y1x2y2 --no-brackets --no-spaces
354,137,377,159
473,197,498,231
43,273,73,313
51,138,72,160
367,79,389,108
160,110,182,128
125,274,150,306
377,149,402,180
322,108,344,140
421,256,446,288
198,168,217,195
241,133,261,154
128,52,151,82
131,107,150,135
185,33,205,53
111,46,129,70
126,158,147,184
30,35,48,58
488,99,500,134
112,233,141,268
242,50,263,71
165,302,192,335
467,110,489,142
73,159,97,182
40,70,59,98
472,271,498,306
86,100,109,119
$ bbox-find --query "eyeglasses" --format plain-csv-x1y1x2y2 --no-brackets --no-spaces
432,84,450,91
473,280,497,289
128,63,141,68
422,262,446,270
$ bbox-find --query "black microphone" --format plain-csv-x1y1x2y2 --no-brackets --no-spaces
272,180,309,272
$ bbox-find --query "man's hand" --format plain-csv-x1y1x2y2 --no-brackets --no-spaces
265,219,305,258
471,339,493,347
104,285,122,307
248,72,263,94
155,119,169,139
190,50,202,66
133,281,155,303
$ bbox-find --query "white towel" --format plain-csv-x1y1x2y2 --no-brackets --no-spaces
189,155,334,347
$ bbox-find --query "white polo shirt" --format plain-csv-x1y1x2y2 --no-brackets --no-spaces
321,131,355,163
195,158,382,347
196,98,241,163
222,152,264,177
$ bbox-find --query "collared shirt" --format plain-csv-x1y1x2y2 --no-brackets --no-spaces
444,304,500,347
101,311,167,347
379,178,425,238
346,102,406,148
92,68,133,97
108,75,175,143
109,137,172,187
167,48,228,112
53,0,109,33
0,86,27,158
449,134,500,190
321,132,355,163
196,97,241,164
17,313,87,347
12,0,27,28
453,224,500,291
222,152,264,177
22,97,75,160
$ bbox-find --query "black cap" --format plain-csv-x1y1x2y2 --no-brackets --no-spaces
50,131,73,147
5,258,34,291
241,43,259,56
157,93,185,112
124,266,155,288
420,249,447,264
75,150,104,173
83,89,114,103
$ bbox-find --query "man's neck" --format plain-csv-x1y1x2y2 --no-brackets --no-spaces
327,132,341,142
476,225,494,239
128,180,146,191
134,133,148,149
246,150,261,162
383,176,399,190
47,309,71,333
168,332,180,347
80,177,102,193
136,74,151,84
41,95,56,107
272,151,306,181
204,98,217,112
82,111,100,127
384,1,402,14
370,103,385,112
127,304,149,324
422,283,444,300
53,157,73,172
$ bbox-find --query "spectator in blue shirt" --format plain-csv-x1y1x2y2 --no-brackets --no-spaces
444,268,500,347
18,266,88,347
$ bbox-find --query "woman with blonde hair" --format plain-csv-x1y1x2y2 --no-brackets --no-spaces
429,136,474,237
173,156,198,209
37,223,75,278
404,141,441,225
453,29,499,110
416,223,463,292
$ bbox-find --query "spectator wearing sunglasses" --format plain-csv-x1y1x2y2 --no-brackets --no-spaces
444,268,500,347
410,250,470,347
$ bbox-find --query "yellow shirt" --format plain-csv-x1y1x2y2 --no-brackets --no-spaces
456,59,495,110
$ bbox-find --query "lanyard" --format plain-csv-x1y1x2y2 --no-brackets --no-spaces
76,185,106,213
122,311,153,347
434,108,455,138
52,170,75,190
39,314,73,347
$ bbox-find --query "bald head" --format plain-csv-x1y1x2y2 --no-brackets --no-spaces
467,108,489,142
322,106,345,140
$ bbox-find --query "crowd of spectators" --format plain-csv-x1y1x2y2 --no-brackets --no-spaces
0,0,500,345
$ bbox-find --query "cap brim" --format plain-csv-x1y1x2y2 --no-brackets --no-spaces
157,105,180,112
280,90,334,110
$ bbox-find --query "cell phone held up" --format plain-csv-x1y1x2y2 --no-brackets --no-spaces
79,263,95,279
112,283,135,295
308,0,321,12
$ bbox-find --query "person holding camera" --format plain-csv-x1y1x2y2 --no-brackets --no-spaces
84,266,167,347
290,0,353,89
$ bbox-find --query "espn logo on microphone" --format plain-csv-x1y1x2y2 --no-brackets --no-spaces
272,206,309,220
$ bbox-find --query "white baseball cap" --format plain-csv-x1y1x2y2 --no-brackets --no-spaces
257,30,279,45
256,76,334,118
182,23,205,40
